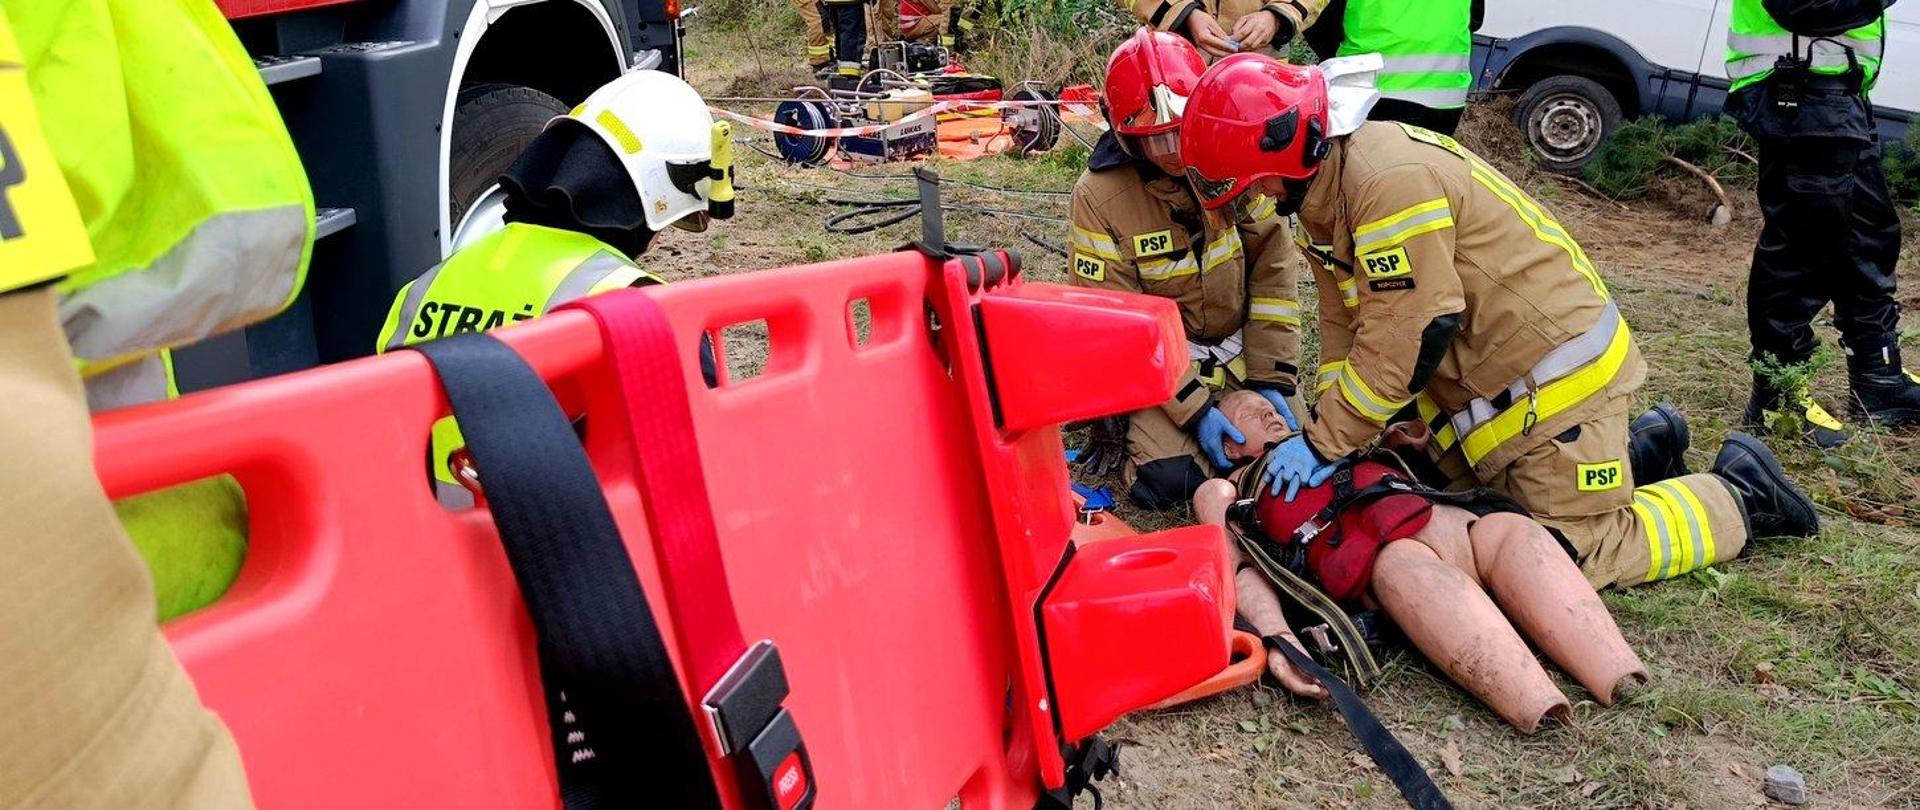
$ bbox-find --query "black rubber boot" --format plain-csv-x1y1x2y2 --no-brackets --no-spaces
1843,338,1920,429
1628,403,1690,484
1742,374,1851,449
1712,432,1819,539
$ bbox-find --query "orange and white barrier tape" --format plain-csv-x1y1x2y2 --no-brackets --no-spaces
710,97,1102,139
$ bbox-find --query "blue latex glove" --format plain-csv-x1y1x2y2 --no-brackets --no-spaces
1260,435,1342,502
1193,406,1245,471
1254,388,1300,431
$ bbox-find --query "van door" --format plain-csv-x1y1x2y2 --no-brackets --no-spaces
1878,1,1918,118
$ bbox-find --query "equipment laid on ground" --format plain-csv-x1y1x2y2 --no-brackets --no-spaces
100,232,1235,806
765,64,1063,167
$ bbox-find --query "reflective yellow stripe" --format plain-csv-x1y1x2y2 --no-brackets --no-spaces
1634,493,1669,584
1658,479,1719,573
1648,484,1700,578
1414,393,1459,450
1201,230,1243,272
1674,481,1720,568
1458,315,1633,465
1138,255,1199,280
1337,277,1358,308
1247,194,1278,222
1316,361,1342,393
1249,296,1301,325
1642,487,1687,580
1467,159,1607,297
1353,198,1453,253
807,44,832,58
1337,363,1408,423
1071,226,1120,260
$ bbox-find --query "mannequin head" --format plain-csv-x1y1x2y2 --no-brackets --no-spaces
1219,390,1291,462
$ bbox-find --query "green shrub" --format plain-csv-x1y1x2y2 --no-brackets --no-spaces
1582,115,1757,199
1884,126,1920,210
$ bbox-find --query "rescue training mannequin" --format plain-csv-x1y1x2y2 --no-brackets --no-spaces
1177,55,1822,592
1067,29,1306,511
377,69,732,505
1195,392,1648,733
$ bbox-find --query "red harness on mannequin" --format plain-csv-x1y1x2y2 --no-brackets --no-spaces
1248,460,1434,603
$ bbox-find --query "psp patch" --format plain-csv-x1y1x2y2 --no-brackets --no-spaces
1576,460,1625,492
1073,253,1106,282
1359,246,1414,291
1398,123,1466,157
1131,229,1175,258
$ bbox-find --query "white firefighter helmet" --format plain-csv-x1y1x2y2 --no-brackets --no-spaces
564,69,719,233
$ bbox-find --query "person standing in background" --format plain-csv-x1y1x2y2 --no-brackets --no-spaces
1724,0,1919,446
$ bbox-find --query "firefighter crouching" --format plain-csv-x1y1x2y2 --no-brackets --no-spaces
1068,30,1306,510
1179,55,1821,591
377,69,731,506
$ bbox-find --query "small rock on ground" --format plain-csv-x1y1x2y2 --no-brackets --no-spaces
1763,765,1807,805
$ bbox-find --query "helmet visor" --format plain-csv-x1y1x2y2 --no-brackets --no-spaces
1118,83,1188,133
1139,131,1182,168
1184,166,1241,211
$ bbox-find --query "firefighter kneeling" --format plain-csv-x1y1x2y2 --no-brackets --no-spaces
1178,55,1819,592
377,69,731,504
1068,29,1306,511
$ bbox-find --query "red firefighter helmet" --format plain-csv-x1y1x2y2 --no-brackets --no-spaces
1179,54,1332,211
1103,28,1206,136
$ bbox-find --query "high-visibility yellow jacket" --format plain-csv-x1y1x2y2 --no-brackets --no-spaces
377,222,660,499
6,0,312,408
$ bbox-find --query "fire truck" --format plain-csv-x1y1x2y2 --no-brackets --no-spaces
174,0,684,392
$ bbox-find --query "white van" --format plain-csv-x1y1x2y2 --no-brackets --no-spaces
1471,0,1918,170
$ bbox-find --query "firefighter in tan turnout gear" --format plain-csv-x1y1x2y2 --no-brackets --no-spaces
1131,0,1324,59
1179,54,1822,590
1070,30,1305,510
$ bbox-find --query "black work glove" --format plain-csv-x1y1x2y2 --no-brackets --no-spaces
1072,415,1129,479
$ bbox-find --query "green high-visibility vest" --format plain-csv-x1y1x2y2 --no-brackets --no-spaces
377,222,659,501
1337,0,1474,110
6,0,313,402
1726,0,1884,94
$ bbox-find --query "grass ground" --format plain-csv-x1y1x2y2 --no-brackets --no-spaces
661,22,1920,808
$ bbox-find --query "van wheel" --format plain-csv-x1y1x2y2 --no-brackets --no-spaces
450,83,569,226
1515,75,1621,173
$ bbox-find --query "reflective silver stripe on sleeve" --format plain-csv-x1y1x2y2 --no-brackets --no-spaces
543,251,634,310
61,205,308,363
385,262,447,351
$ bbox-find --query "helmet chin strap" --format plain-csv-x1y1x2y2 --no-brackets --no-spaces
1318,54,1384,138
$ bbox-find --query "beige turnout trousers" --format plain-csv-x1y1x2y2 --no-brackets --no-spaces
0,287,253,809
1436,389,1749,590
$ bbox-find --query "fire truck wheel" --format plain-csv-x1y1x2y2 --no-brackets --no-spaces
450,83,570,225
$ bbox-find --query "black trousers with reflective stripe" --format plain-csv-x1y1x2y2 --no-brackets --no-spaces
822,0,867,69
1738,95,1904,365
